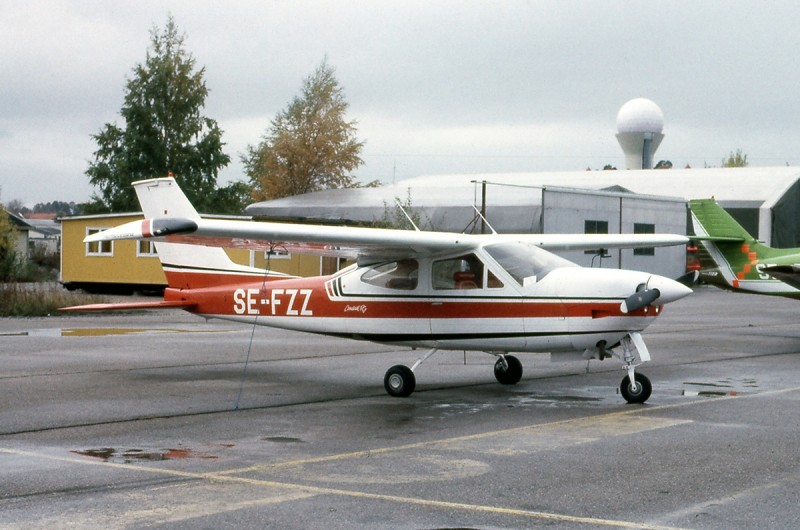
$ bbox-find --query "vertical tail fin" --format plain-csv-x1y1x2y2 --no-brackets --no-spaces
689,198,771,290
689,199,758,243
133,177,276,289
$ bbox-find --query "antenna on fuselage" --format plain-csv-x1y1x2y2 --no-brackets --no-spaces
395,198,421,231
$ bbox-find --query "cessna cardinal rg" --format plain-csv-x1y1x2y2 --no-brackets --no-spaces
65,177,692,403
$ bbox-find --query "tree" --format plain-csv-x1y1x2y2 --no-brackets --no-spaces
244,59,364,201
32,201,79,216
722,149,748,167
85,16,233,213
4,199,28,217
0,194,19,281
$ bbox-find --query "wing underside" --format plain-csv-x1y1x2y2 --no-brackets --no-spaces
85,217,689,262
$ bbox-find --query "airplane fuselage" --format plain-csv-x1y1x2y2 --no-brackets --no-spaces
164,260,669,354
66,177,694,402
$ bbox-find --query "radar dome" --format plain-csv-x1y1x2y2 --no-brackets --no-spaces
616,98,664,134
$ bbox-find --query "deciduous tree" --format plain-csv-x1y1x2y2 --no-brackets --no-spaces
244,60,364,201
722,149,748,167
0,195,18,281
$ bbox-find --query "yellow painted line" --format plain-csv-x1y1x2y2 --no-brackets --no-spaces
218,403,699,474
0,447,683,530
238,382,800,473
4,385,798,529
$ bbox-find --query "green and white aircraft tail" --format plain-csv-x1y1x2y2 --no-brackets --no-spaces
689,198,800,298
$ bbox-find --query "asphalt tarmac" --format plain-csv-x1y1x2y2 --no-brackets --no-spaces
1,285,799,529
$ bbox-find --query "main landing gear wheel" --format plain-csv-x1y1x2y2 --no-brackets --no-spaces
384,365,416,397
620,372,652,404
494,355,523,385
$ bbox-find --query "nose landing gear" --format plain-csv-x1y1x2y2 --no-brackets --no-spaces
604,332,653,404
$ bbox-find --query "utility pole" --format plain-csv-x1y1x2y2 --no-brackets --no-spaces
480,180,487,234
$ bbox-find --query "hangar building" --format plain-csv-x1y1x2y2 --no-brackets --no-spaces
247,165,800,280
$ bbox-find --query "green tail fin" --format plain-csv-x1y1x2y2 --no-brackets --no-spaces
689,198,769,288
689,199,753,243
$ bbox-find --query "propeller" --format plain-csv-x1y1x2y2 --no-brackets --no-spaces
620,283,660,314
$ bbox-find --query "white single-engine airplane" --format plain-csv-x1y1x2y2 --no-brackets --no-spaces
66,177,692,403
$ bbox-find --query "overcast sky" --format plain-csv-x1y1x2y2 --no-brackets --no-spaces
2,1,800,206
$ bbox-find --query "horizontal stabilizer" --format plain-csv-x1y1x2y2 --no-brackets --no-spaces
763,265,800,290
689,235,745,243
59,300,195,312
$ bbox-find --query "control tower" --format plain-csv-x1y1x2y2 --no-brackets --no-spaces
615,98,664,170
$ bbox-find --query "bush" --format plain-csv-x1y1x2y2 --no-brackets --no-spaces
0,282,103,317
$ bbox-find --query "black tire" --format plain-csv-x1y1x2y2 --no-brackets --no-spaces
494,355,523,385
620,372,652,403
384,365,416,397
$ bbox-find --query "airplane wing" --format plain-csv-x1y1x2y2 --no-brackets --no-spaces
84,216,689,262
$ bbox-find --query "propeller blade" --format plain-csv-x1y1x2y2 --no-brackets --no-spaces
675,270,700,287
620,288,660,314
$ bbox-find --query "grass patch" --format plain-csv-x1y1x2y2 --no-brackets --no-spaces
0,282,105,317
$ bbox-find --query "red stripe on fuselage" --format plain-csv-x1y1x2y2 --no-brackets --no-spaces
166,275,656,321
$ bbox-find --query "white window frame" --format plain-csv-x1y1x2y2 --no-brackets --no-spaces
136,239,158,257
85,227,113,256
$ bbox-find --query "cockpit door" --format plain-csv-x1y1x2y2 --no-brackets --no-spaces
429,253,527,351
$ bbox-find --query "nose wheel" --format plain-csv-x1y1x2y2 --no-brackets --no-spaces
605,332,654,404
620,372,652,403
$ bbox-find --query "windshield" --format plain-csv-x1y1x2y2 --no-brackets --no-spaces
484,242,576,286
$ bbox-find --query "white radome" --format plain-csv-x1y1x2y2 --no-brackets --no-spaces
616,98,664,134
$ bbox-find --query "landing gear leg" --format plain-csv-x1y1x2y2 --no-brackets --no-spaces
609,333,652,404
384,348,439,398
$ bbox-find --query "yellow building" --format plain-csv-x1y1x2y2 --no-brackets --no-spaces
61,212,333,293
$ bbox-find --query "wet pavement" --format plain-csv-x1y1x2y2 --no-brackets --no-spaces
1,286,799,528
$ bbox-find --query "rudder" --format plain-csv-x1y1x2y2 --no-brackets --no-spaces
132,177,280,289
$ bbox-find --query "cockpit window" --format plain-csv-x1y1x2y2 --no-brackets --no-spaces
433,254,484,290
485,242,576,286
361,259,419,290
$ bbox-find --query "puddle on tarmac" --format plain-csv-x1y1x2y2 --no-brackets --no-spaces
682,378,759,397
5,328,230,338
508,392,605,407
71,446,226,463
419,392,605,419
262,436,306,444
682,378,758,397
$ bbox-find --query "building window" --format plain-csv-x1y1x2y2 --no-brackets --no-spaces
584,220,608,255
584,220,608,234
634,223,655,256
137,240,158,257
85,228,113,256
265,248,290,260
